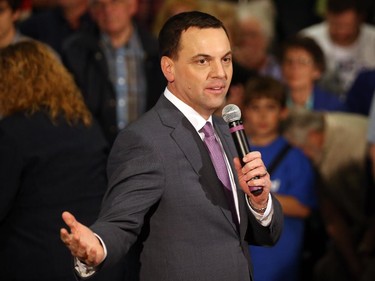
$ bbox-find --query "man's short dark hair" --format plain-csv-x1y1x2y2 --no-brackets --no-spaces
158,11,228,59
326,0,366,15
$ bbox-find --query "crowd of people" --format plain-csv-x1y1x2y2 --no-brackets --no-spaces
1,0,375,280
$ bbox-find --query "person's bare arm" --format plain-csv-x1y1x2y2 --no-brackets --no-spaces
275,194,311,218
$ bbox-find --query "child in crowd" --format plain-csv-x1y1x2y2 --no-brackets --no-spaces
243,75,317,281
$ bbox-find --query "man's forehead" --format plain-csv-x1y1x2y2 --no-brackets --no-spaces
181,27,229,43
180,27,230,49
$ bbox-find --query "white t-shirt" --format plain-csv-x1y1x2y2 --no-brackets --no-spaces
300,22,375,100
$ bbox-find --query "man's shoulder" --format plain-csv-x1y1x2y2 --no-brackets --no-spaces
63,27,100,52
300,22,327,37
326,112,368,129
61,30,102,67
361,23,375,35
358,24,375,44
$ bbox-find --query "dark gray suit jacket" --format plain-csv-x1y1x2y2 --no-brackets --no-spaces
91,95,283,281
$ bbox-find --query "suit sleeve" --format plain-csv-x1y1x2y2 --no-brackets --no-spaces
90,128,165,268
245,193,283,246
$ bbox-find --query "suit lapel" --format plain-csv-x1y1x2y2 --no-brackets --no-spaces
156,96,203,176
156,96,240,232
214,117,249,237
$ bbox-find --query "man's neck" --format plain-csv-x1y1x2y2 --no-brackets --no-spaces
108,24,134,49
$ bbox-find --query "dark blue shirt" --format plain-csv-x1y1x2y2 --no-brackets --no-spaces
249,137,316,281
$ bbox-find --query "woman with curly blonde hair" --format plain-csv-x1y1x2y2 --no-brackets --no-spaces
0,40,114,280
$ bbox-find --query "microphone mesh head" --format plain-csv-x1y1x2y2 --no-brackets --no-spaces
222,104,241,123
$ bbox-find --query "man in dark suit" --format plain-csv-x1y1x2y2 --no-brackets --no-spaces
60,11,283,281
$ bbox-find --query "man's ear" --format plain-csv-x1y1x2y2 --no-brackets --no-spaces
161,56,175,82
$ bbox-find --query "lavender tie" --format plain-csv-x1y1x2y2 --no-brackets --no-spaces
200,122,232,191
201,122,240,228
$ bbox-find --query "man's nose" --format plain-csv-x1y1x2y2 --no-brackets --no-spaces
210,60,226,78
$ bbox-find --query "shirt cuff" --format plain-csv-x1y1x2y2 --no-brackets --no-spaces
74,233,107,278
246,193,274,226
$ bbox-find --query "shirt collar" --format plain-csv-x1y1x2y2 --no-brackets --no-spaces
163,88,213,133
287,90,314,110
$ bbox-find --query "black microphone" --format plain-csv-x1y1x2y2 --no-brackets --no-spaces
222,104,263,196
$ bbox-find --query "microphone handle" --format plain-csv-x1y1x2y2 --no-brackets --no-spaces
231,129,250,166
229,121,263,196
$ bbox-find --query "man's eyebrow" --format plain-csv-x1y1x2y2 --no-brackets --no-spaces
223,51,233,57
191,54,211,60
191,51,233,60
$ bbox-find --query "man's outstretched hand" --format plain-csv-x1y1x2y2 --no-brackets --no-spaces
60,211,105,267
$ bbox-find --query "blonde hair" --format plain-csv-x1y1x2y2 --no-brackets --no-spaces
0,41,92,126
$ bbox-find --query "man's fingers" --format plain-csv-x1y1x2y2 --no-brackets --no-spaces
60,221,84,256
233,157,242,173
60,228,72,244
62,211,78,232
61,212,80,247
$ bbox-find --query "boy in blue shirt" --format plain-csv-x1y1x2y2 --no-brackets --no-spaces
242,75,317,281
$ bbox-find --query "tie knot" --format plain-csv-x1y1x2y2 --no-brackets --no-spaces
200,122,215,138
